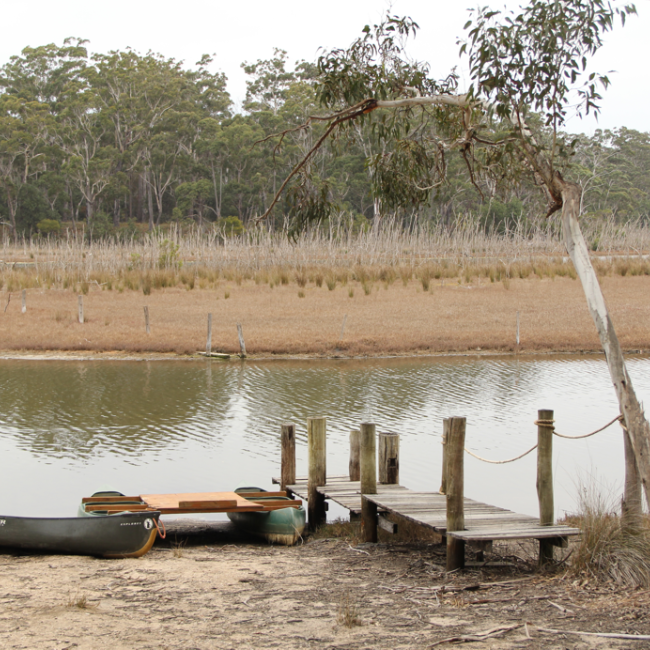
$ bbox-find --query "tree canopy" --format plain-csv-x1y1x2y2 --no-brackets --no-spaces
0,7,648,239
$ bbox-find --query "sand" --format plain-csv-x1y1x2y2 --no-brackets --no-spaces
1,521,648,650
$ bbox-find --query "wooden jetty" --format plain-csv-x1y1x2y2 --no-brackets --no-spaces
273,414,581,570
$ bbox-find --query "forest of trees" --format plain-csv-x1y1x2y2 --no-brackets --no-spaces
0,38,649,238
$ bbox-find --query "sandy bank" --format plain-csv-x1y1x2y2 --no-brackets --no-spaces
1,521,648,650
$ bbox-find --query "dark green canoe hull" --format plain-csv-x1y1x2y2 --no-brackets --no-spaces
0,511,160,558
227,487,305,545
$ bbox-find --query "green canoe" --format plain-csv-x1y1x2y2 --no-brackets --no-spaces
0,510,161,558
227,487,305,545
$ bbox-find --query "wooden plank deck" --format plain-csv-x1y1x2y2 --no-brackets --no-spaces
273,476,580,543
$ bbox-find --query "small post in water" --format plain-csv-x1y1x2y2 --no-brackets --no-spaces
537,408,554,565
206,313,212,354
378,432,399,485
446,416,466,571
307,417,327,530
78,295,84,324
144,306,150,334
349,429,360,481
516,311,520,347
21,289,26,314
360,422,378,542
281,423,296,491
237,323,247,358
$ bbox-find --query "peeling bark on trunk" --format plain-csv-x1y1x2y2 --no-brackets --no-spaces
622,426,643,531
559,179,649,512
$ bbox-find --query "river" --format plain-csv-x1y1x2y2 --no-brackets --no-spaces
0,354,648,520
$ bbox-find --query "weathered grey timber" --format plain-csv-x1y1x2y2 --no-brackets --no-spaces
273,476,580,549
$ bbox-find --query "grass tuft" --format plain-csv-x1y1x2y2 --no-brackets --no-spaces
563,486,650,588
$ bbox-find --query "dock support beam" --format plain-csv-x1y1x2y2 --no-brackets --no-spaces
349,429,360,481
537,409,555,566
446,417,466,571
439,418,450,494
307,417,327,530
281,423,296,491
378,433,399,485
361,422,378,543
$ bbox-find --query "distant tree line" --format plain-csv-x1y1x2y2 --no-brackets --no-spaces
0,39,648,238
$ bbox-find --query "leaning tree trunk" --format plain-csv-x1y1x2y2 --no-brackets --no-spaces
559,179,649,524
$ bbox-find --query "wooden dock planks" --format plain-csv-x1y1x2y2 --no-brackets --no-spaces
273,475,580,543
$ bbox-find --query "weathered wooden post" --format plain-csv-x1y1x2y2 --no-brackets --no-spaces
307,417,327,530
349,429,360,481
537,408,555,565
144,306,150,334
237,323,247,358
78,295,84,324
378,432,399,484
446,417,466,571
281,423,296,491
439,418,450,494
21,289,26,314
360,422,378,543
206,313,212,354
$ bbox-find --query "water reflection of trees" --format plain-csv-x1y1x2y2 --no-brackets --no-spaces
0,361,237,459
2,356,642,463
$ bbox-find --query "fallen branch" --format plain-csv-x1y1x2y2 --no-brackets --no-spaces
4,292,10,313
429,624,520,647
547,600,575,616
537,626,650,641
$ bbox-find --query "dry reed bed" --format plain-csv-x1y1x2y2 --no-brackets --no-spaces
1,220,649,356
1,218,649,296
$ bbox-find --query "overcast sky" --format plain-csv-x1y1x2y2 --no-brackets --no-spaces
3,0,648,134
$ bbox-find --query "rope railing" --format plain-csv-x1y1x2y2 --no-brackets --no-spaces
464,444,538,464
461,414,623,464
536,414,624,440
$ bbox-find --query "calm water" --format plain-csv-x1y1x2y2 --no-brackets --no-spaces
0,355,648,520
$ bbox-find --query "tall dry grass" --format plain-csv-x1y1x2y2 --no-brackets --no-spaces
563,485,650,588
1,215,649,294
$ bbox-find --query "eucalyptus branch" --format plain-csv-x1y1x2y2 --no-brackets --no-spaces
255,102,376,222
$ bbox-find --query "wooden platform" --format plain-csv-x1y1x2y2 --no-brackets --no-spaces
273,476,580,543
82,491,301,515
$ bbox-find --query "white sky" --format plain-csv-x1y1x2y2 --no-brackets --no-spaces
3,0,649,134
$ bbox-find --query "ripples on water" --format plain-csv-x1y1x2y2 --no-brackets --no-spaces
0,355,647,518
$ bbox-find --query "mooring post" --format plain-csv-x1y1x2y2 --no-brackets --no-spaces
237,323,247,358
78,295,84,324
21,289,26,314
378,432,399,485
537,408,555,566
349,429,360,481
307,417,327,530
446,416,466,571
360,422,378,543
206,313,212,354
144,306,150,334
281,423,296,492
439,418,450,494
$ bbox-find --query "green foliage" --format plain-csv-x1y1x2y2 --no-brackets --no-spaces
464,1,637,127
36,218,61,235
217,215,245,237
158,239,181,269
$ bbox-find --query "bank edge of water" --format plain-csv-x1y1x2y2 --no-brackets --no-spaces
1,345,649,363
